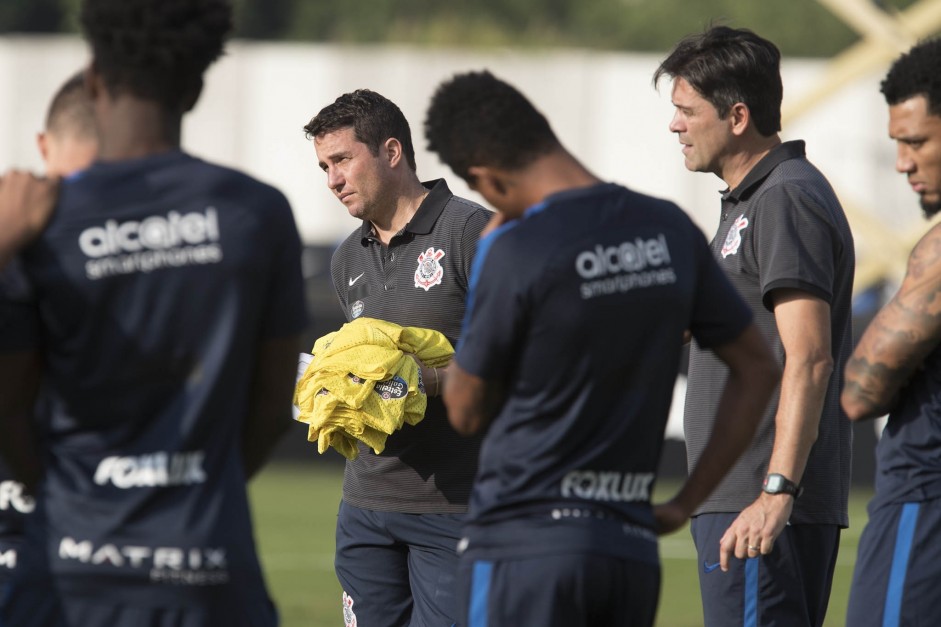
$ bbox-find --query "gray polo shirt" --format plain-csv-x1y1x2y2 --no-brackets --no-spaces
684,141,854,526
330,178,491,513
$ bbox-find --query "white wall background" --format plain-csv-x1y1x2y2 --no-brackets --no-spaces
0,35,919,256
1,35,909,441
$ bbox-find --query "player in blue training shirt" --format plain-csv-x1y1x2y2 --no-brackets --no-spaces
424,70,781,627
0,69,98,613
843,37,941,627
0,1,306,626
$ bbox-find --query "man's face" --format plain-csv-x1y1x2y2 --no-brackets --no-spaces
313,126,391,222
669,77,734,178
889,94,941,219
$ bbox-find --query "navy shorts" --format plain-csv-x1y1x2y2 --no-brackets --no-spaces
846,496,941,627
334,500,464,627
691,513,840,627
457,551,659,627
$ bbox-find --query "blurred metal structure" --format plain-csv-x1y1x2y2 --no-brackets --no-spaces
798,0,941,290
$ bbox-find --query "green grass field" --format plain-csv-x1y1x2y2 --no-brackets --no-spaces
250,462,873,626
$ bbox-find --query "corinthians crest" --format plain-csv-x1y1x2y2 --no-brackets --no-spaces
415,246,445,291
721,214,749,258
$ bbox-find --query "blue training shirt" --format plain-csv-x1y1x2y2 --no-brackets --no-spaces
455,183,752,560
871,342,941,510
0,150,307,612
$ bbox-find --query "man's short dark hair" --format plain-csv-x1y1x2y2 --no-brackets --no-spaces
653,26,782,137
45,72,96,140
80,0,232,112
424,70,559,180
304,90,417,171
881,38,941,116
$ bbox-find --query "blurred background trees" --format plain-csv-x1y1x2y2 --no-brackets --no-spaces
0,0,920,57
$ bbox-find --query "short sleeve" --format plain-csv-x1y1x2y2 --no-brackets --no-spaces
454,225,526,382
753,183,837,311
458,208,492,288
258,191,309,339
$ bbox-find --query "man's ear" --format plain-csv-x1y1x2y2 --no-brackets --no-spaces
729,102,751,137
383,137,404,168
37,132,49,164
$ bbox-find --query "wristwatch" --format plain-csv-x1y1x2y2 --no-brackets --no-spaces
762,473,803,498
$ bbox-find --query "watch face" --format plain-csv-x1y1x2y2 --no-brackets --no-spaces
767,475,782,492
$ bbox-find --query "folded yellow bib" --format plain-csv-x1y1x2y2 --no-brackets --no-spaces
294,317,453,460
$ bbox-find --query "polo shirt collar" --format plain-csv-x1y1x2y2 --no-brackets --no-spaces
359,178,451,243
724,140,806,202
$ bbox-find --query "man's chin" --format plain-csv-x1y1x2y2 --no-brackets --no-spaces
921,197,941,219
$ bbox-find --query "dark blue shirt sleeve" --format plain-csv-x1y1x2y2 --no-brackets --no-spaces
454,225,526,383
258,191,308,339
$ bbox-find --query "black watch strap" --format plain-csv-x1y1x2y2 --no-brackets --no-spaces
762,473,804,498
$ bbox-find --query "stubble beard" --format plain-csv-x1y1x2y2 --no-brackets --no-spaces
921,197,941,220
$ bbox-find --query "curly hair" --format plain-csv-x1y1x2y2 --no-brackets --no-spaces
80,0,232,111
303,89,417,172
424,70,558,180
653,26,782,137
882,38,941,116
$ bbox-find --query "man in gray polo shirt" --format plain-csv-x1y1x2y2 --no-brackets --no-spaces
654,26,855,627
303,89,491,627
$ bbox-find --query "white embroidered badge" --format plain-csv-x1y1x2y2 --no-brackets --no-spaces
342,591,357,627
721,214,749,258
415,247,446,291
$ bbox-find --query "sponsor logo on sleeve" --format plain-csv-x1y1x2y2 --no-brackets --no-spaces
78,207,223,280
350,300,364,319
721,215,749,258
575,234,677,299
414,247,445,291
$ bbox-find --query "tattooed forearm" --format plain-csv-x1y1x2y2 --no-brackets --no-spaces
843,269,941,419
842,355,902,418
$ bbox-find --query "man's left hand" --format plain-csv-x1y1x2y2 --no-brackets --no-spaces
718,492,793,571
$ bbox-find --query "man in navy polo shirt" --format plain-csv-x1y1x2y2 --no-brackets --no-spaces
424,69,781,626
655,27,855,627
843,37,941,627
303,89,491,627
0,0,306,625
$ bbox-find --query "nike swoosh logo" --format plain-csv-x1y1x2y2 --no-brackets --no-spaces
348,273,365,287
703,561,721,573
